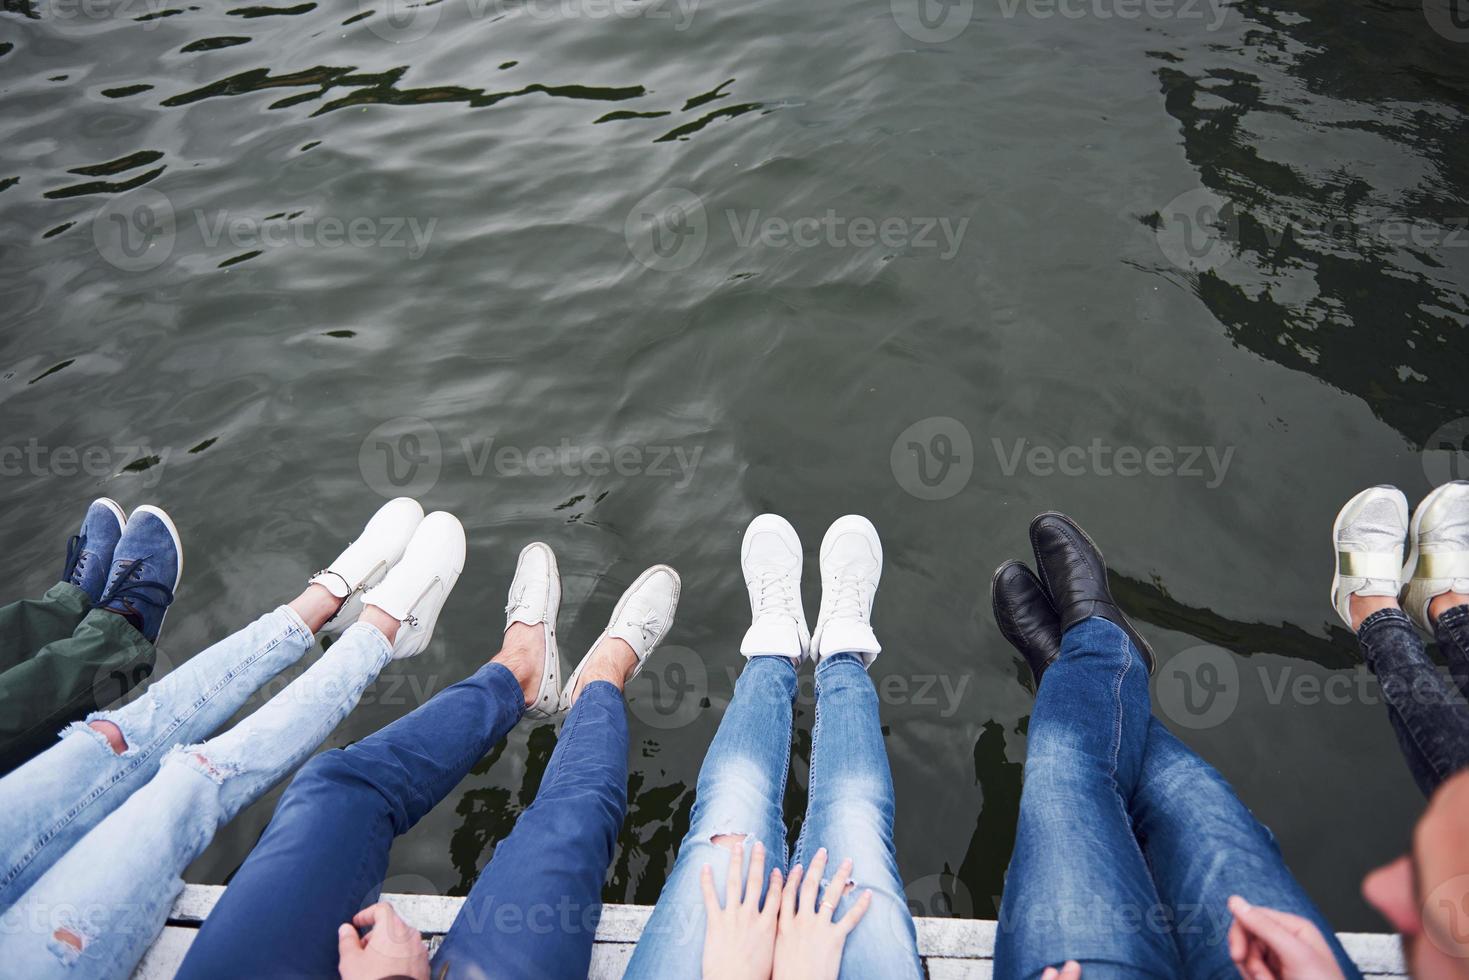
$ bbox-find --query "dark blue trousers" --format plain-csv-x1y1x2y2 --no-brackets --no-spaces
177,664,628,980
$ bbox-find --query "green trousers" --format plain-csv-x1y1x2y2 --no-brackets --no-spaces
0,581,155,775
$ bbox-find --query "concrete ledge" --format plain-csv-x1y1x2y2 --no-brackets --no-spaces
133,885,1407,979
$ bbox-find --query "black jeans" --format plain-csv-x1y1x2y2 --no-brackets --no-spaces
1357,605,1469,796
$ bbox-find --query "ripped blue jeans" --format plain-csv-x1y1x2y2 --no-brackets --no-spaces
0,606,315,914
0,621,392,980
623,653,923,980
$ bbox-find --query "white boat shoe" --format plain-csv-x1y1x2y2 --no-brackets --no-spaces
811,515,883,667
1330,485,1409,630
1403,481,1469,633
740,514,810,661
561,564,681,709
506,542,563,719
311,497,425,634
360,511,466,659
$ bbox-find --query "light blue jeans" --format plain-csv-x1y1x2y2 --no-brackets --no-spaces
0,620,393,980
0,606,315,914
623,653,923,980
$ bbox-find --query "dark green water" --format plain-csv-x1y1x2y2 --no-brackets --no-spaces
3,0,1468,933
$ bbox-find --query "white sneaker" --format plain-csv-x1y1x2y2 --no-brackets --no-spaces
311,498,425,633
811,515,882,667
740,514,809,661
1403,481,1469,633
359,511,466,659
506,542,563,719
561,565,681,708
1329,485,1409,630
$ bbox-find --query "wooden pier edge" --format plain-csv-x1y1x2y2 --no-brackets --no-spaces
133,884,1408,979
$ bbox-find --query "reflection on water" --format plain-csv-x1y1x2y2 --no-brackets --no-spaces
2,0,1466,932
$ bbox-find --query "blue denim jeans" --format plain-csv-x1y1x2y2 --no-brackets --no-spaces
624,653,923,980
995,618,1360,980
177,668,629,980
1356,606,1469,795
0,622,393,980
0,606,315,914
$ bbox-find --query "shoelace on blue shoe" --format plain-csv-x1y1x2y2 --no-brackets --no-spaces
101,557,176,614
62,533,88,586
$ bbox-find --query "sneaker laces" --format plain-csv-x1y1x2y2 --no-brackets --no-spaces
753,568,799,621
829,568,867,621
62,534,88,586
101,558,175,615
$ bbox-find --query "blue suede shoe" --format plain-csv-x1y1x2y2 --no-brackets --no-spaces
99,505,184,643
62,498,128,603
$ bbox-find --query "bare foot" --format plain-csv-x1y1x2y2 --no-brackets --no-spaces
1429,591,1469,626
1349,594,1400,633
568,637,639,706
360,604,401,645
494,623,547,706
287,583,346,634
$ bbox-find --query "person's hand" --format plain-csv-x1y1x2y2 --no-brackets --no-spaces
772,849,872,980
1041,962,1082,979
1227,896,1346,980
337,902,430,980
701,839,781,980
